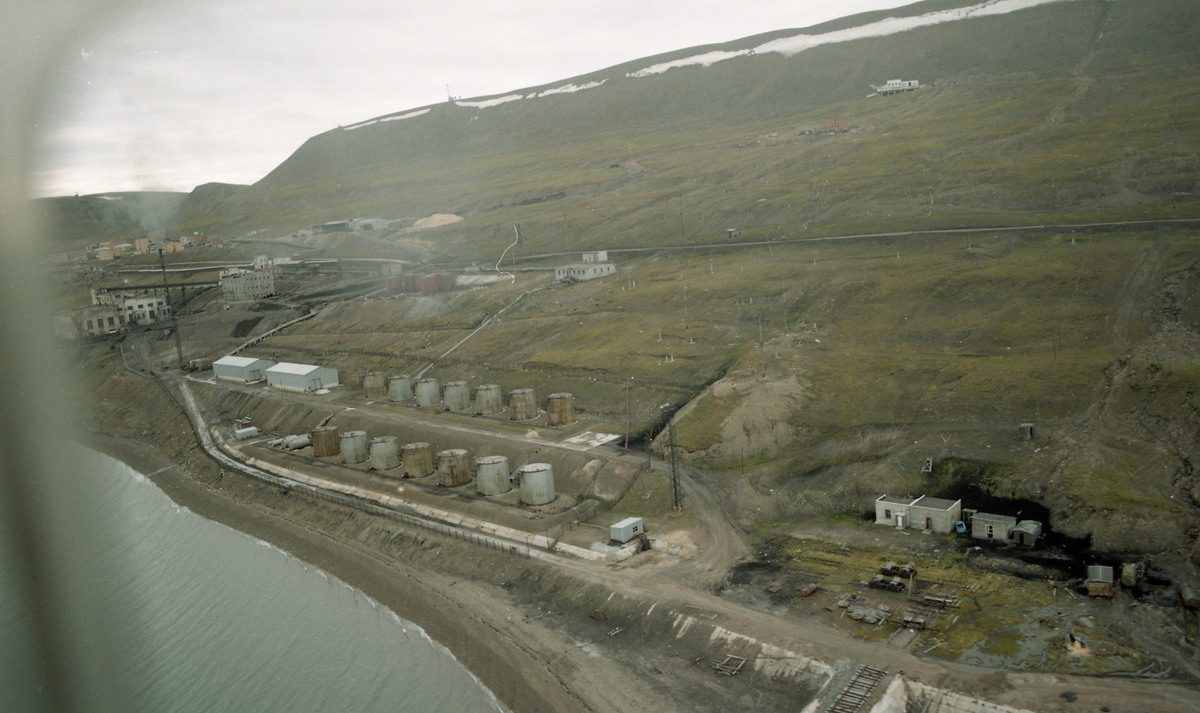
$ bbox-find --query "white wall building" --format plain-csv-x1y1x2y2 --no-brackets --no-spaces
266,362,339,392
124,293,170,325
221,268,275,301
213,356,273,382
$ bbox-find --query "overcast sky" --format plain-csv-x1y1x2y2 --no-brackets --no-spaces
31,0,919,198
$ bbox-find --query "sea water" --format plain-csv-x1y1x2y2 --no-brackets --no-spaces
1,450,506,713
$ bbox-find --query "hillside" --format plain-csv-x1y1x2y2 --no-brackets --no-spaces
34,191,187,249
167,0,1199,251
60,0,1200,559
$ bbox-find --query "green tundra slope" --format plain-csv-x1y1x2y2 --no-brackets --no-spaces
58,0,1200,556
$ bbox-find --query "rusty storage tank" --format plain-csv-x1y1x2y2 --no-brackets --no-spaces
370,436,400,471
401,442,434,478
401,273,420,293
518,463,555,505
311,426,340,457
340,430,369,464
546,392,576,426
436,272,456,292
388,375,413,402
443,380,470,411
475,384,503,415
476,455,511,496
362,371,387,398
508,388,537,421
414,377,441,406
437,448,471,487
419,274,440,295
385,276,404,295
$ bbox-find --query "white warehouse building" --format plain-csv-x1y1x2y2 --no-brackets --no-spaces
213,356,274,382
266,362,339,392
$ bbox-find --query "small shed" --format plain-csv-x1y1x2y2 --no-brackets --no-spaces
909,496,962,534
875,494,915,529
610,517,645,544
875,495,961,534
266,362,340,392
213,355,274,383
971,512,1018,541
1086,565,1114,598
1012,520,1043,547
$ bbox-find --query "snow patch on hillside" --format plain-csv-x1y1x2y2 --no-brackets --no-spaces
628,0,1075,77
380,108,431,123
531,79,607,98
456,94,523,109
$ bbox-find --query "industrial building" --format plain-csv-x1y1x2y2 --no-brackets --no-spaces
266,362,339,392
54,305,128,338
875,494,962,534
555,251,616,282
221,268,275,301
213,356,273,382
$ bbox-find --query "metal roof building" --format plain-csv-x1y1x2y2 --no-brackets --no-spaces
265,362,339,392
213,355,273,382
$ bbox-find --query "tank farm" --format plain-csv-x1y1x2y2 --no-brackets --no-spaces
255,381,581,509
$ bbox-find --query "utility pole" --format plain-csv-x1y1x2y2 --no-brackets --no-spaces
158,248,184,369
758,316,766,378
624,380,631,452
668,423,682,511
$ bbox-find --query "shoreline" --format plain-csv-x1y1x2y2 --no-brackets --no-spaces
84,432,590,713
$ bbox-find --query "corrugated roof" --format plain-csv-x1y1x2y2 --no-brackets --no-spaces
267,362,320,375
214,356,265,368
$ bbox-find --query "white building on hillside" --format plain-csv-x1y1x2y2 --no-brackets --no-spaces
556,251,616,282
221,268,275,301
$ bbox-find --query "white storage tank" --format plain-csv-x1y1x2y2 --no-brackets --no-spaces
474,384,503,415
443,381,471,411
401,442,434,478
415,378,441,406
475,455,511,496
340,430,369,464
388,375,414,402
518,463,555,506
370,436,400,471
437,448,471,487
508,388,537,421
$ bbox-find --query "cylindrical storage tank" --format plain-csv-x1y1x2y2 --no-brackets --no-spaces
362,371,387,398
476,455,511,496
419,274,439,295
443,380,470,411
283,434,312,450
518,463,555,506
414,377,441,406
475,384,503,415
437,272,456,292
370,436,400,471
508,388,537,421
385,276,404,295
311,426,340,457
401,442,434,478
388,375,414,402
437,448,471,487
546,392,576,426
401,273,419,293
340,430,369,464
